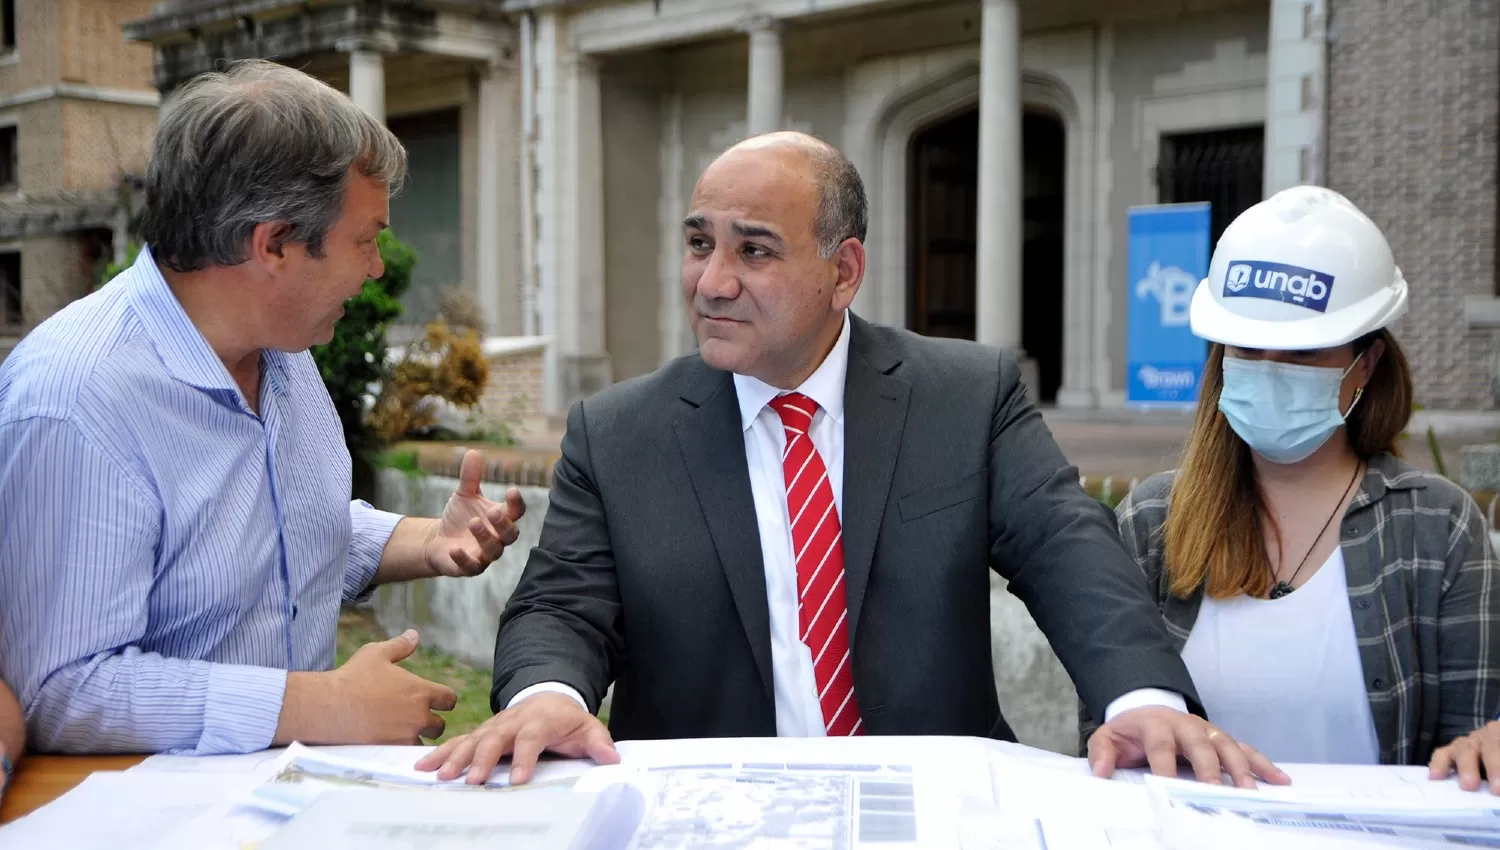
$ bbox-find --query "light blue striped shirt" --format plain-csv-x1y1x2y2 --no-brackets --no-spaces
0,245,404,755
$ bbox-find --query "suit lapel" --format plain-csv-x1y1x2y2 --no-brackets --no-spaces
672,362,774,701
840,317,910,646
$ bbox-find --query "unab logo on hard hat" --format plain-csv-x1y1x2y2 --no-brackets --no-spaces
1222,259,1335,312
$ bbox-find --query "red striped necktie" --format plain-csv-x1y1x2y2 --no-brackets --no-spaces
768,392,861,736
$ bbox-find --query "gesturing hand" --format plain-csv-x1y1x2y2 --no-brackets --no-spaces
415,692,620,785
1088,706,1290,789
424,449,526,578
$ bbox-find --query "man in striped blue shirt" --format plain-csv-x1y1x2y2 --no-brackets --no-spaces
0,60,526,756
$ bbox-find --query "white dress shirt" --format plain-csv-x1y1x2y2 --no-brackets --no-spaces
512,311,1185,730
731,311,853,736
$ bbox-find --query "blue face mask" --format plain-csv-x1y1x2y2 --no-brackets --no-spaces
1218,354,1364,465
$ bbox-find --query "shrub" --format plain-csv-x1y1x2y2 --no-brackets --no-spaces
367,321,498,444
312,230,417,454
94,241,142,290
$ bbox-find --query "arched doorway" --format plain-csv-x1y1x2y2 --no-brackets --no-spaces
906,109,1068,402
1021,110,1065,404
907,110,978,340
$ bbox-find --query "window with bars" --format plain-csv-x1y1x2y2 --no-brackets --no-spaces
1156,125,1265,248
0,252,20,330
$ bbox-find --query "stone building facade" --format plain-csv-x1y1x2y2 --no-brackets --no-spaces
0,0,159,362
47,0,1492,423
1326,0,1500,414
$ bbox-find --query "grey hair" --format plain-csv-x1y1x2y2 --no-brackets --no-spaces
139,59,407,273
807,143,868,259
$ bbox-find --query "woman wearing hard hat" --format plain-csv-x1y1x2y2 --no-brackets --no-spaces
1100,186,1500,779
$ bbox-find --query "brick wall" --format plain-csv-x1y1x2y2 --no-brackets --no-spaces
59,0,157,90
63,100,155,190
0,0,61,96
16,98,63,195
1326,0,1500,410
480,346,546,433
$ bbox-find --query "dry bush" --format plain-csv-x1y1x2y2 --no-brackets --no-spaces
368,321,491,444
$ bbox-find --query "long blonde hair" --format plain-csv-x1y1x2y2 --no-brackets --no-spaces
1162,330,1413,599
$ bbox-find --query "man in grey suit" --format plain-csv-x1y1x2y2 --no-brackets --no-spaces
418,132,1285,789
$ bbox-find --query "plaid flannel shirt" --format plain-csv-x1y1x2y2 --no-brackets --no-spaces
1078,451,1500,765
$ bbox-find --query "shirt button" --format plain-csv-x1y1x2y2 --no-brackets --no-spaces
1372,678,1384,689
1357,599,1371,610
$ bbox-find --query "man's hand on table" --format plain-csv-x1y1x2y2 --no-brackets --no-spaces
1087,706,1290,788
414,692,619,785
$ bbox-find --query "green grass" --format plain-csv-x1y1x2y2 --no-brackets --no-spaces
335,607,494,744
369,448,422,475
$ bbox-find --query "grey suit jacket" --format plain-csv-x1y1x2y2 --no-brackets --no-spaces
492,314,1200,743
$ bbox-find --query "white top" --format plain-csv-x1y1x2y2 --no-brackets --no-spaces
1180,548,1381,764
511,311,1185,732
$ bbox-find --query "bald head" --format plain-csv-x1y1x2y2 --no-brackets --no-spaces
704,131,867,258
680,131,867,388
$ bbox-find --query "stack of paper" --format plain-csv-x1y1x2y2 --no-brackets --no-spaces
256,785,644,850
1146,773,1500,850
6,735,1500,850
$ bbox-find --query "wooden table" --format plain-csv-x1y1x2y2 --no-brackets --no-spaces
1,754,147,824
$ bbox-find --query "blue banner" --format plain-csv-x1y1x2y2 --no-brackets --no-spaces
1126,203,1211,406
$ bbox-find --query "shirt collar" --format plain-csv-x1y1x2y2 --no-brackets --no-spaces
1350,450,1429,511
732,311,850,432
126,244,242,394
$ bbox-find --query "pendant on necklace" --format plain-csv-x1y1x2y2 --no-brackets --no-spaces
1270,581,1295,599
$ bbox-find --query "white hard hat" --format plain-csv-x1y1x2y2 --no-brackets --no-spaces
1189,185,1407,350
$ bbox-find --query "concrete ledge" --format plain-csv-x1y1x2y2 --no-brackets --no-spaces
393,441,1500,516
1466,295,1500,328
397,442,559,487
371,470,552,673
481,335,551,358
1410,409,1500,435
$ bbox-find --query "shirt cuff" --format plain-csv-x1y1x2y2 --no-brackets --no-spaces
507,682,589,714
1103,687,1188,724
346,499,405,602
195,664,288,755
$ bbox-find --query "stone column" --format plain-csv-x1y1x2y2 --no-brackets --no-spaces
535,9,612,413
1264,0,1327,192
659,92,689,364
745,16,784,135
339,37,391,122
571,54,610,398
535,9,565,412
476,62,506,335
975,0,1023,357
